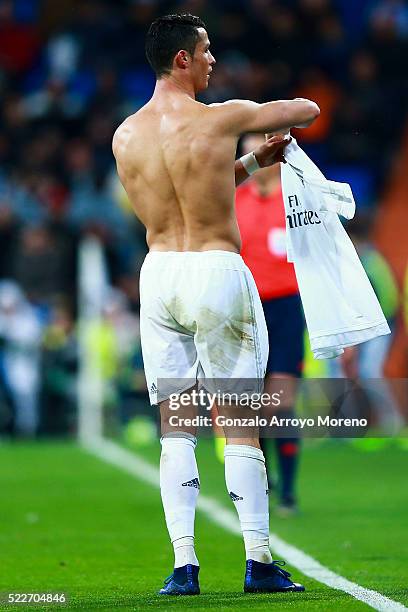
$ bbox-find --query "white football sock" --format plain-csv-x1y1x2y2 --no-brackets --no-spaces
224,444,272,564
173,536,197,568
160,434,199,568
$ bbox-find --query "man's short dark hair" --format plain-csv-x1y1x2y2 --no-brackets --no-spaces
146,13,206,78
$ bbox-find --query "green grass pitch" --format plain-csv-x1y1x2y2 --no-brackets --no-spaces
0,439,407,611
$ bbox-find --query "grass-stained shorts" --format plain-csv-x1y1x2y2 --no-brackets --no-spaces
140,250,268,404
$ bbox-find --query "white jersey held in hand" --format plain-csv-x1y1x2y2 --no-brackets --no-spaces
280,137,390,360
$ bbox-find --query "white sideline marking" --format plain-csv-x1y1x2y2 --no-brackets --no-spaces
85,437,407,612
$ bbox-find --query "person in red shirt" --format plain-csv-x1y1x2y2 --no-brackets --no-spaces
236,133,304,515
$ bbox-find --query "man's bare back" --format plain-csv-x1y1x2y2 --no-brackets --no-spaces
113,91,241,252
112,26,320,254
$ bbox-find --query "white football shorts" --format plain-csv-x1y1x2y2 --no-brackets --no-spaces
139,250,269,404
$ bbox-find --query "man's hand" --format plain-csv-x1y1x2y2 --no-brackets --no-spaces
254,134,291,168
234,133,291,187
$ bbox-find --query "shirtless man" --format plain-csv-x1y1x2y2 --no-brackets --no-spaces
113,13,319,596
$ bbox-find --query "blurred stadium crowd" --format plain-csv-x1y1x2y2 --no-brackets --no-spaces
0,0,407,436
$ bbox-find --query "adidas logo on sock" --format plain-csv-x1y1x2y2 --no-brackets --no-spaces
150,382,158,394
182,478,200,489
229,491,243,501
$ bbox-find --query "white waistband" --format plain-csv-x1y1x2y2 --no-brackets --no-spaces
143,250,246,271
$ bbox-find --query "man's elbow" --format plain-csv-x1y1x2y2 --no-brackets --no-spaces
309,101,320,119
305,99,320,123
295,100,320,128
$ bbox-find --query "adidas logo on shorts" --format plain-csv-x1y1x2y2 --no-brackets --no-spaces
229,491,243,501
182,478,200,489
150,382,158,394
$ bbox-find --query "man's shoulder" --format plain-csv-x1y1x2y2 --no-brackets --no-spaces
207,98,255,118
112,109,148,159
206,99,256,135
114,108,146,136
112,116,133,158
208,98,250,110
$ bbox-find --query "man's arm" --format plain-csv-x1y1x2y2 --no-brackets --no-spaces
212,97,320,136
234,134,290,187
235,158,251,187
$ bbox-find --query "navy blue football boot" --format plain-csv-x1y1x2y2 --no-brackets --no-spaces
244,559,305,593
158,564,200,595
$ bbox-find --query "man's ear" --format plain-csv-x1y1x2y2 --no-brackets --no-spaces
175,50,190,70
